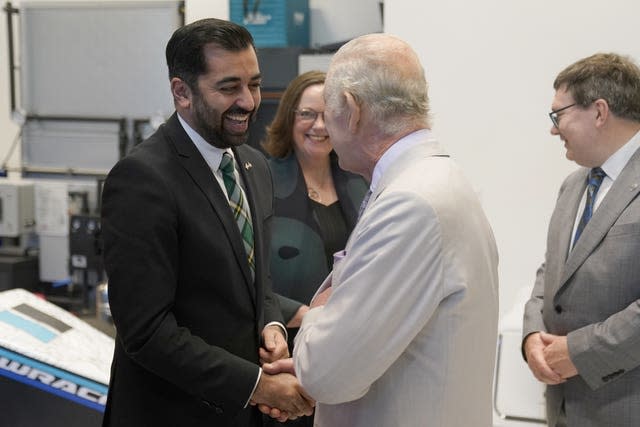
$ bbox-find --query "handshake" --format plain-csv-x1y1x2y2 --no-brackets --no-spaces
248,291,331,421
250,358,314,422
249,294,331,421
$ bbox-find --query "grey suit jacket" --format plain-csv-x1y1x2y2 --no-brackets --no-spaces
523,148,640,427
295,131,499,426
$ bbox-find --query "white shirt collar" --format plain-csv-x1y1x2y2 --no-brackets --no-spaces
177,113,233,171
600,129,640,181
370,129,432,192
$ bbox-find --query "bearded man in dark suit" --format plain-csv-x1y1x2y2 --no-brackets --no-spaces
101,18,314,427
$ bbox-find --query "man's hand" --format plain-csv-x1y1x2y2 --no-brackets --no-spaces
260,325,289,364
540,331,578,379
524,332,565,385
287,305,309,328
255,358,300,420
250,371,315,422
263,357,296,376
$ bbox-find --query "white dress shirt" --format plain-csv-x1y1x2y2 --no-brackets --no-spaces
177,113,238,201
570,130,640,252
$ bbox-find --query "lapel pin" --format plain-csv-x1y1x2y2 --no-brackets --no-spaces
631,183,638,191
244,162,253,170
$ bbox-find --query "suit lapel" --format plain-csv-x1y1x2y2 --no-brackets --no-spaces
165,114,257,303
561,150,640,286
551,170,587,274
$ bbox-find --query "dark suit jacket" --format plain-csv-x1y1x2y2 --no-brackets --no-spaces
523,146,640,427
101,113,282,426
268,151,367,322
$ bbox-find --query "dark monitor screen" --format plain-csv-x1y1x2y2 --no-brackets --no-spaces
247,95,281,155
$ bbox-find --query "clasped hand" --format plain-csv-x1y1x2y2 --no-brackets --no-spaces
252,358,314,422
250,358,315,422
250,327,315,422
525,331,578,384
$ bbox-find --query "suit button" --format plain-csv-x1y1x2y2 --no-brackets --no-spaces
215,407,223,415
555,305,562,314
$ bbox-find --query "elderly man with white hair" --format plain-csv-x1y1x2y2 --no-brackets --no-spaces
263,33,499,427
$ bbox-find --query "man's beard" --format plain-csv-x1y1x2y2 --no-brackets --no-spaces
192,92,257,149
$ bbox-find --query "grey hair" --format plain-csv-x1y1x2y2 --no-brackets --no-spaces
325,34,430,136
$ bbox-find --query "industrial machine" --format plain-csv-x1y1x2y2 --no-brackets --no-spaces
1,0,183,314
0,181,39,292
68,213,104,313
0,180,36,255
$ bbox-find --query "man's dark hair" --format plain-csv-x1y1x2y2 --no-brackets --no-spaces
166,18,255,90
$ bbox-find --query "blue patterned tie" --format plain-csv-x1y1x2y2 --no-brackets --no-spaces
219,153,255,279
573,167,606,247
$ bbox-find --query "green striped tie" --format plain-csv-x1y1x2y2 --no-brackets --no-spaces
219,153,255,279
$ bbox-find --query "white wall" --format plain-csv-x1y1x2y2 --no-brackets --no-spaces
385,0,640,318
185,0,228,23
309,0,381,48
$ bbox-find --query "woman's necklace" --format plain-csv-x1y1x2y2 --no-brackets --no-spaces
303,158,331,204
306,173,329,203
307,187,322,202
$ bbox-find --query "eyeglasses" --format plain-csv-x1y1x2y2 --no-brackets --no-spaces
295,109,324,122
549,103,576,128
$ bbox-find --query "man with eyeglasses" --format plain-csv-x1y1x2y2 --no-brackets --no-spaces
523,53,640,427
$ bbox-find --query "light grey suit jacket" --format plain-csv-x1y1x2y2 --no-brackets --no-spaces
523,148,640,427
294,132,499,426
